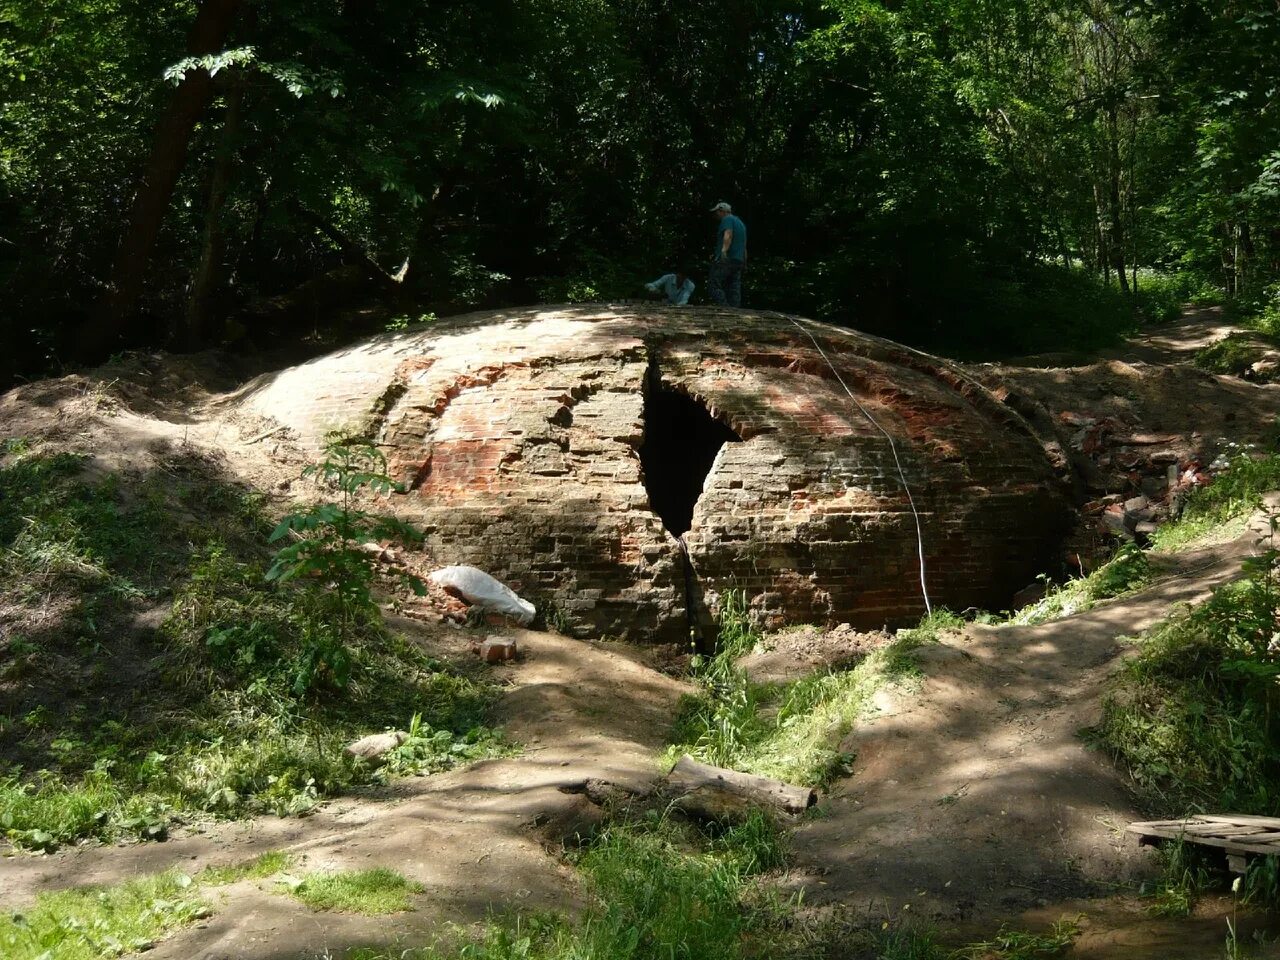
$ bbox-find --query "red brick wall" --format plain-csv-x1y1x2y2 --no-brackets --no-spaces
242,306,1072,641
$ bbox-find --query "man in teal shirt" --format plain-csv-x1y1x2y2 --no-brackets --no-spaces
708,201,747,307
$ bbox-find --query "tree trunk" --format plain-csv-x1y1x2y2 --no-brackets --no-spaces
101,0,244,339
663,754,817,821
185,75,243,349
1107,106,1130,295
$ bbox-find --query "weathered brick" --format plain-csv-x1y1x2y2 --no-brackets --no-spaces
242,305,1072,641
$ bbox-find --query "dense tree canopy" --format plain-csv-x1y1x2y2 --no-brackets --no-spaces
2,0,1278,386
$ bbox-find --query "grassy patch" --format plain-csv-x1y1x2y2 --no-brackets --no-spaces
1095,525,1280,914
668,609,963,787
347,811,792,960
1151,452,1280,552
1007,543,1151,626
0,443,504,851
200,850,295,886
0,869,208,960
285,867,424,915
1194,332,1268,377
868,917,1080,960
1094,571,1280,815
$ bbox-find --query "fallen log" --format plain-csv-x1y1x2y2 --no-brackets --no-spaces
663,754,817,821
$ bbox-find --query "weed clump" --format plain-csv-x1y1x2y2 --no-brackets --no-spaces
670,606,962,787
1151,451,1280,552
347,812,791,960
285,867,424,914
1007,543,1151,625
0,869,208,960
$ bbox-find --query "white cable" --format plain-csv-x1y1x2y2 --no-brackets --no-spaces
787,318,934,615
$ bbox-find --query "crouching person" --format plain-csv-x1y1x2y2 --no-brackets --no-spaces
644,271,695,305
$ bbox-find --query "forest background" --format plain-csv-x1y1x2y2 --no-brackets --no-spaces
2,0,1278,389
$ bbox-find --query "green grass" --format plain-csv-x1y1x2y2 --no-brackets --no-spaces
1094,572,1280,815
1195,332,1267,377
0,444,505,852
285,867,424,915
200,850,295,886
868,918,1080,960
1007,543,1151,625
952,918,1080,959
1150,452,1280,552
347,812,792,960
0,869,208,960
669,610,964,787
0,852,294,960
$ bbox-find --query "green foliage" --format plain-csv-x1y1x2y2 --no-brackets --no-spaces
1095,542,1280,816
266,436,425,693
670,608,958,787
0,869,208,960
0,442,502,851
711,588,762,661
1144,840,1215,919
951,918,1081,959
6,0,1279,384
1008,544,1151,626
1152,452,1280,552
284,867,424,915
350,813,790,960
199,850,294,886
0,770,169,850
0,449,162,611
873,924,949,960
1195,333,1266,377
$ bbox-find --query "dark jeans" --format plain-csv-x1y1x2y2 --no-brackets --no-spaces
708,260,744,307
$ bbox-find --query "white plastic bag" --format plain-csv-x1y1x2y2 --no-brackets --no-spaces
428,565,536,625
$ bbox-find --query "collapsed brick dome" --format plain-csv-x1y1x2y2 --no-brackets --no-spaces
240,305,1071,642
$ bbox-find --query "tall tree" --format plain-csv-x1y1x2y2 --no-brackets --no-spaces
101,0,243,339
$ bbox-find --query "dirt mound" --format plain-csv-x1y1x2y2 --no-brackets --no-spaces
738,624,891,684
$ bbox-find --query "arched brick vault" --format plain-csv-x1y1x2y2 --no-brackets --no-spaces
240,305,1073,642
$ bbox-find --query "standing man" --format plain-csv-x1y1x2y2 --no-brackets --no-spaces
708,201,747,307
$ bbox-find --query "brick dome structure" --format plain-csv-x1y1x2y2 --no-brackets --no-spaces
240,305,1071,642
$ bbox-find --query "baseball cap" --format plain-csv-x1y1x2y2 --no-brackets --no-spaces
709,201,732,213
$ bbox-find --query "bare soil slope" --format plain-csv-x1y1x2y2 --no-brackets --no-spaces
0,629,688,959
789,531,1265,925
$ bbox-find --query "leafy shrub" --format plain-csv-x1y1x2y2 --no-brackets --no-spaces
1194,332,1264,376
1095,549,1280,814
265,436,426,691
1152,451,1280,552
1008,543,1151,625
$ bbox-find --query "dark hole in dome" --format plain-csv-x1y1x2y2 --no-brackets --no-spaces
640,383,740,537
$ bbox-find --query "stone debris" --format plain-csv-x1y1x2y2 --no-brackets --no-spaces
345,730,408,761
478,636,518,663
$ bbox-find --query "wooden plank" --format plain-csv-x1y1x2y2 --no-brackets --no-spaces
1229,854,1249,874
1173,825,1269,837
1136,832,1280,857
1183,814,1280,828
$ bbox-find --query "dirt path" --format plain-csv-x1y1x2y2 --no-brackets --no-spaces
788,526,1268,927
4,304,1279,957
0,632,688,959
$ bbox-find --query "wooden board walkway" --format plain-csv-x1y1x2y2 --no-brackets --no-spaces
1127,815,1280,873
